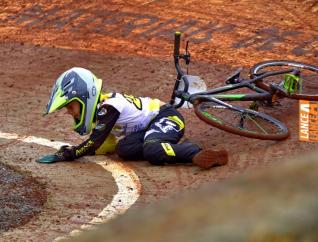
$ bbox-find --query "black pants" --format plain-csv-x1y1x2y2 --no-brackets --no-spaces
115,105,201,165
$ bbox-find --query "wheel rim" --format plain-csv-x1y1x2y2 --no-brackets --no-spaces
195,102,288,140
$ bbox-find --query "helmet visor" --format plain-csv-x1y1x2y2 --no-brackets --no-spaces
45,82,70,115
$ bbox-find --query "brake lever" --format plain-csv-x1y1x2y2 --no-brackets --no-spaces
185,40,191,65
185,41,189,54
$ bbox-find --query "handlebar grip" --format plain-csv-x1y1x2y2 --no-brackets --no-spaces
174,32,181,57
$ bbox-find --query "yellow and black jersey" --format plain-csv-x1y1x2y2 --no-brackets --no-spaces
100,93,161,136
70,93,162,159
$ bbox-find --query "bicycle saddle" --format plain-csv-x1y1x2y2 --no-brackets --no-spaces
225,68,243,84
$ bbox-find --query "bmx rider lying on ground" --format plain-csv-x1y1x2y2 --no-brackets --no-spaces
37,67,228,169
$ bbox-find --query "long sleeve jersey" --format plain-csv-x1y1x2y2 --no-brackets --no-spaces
68,93,162,159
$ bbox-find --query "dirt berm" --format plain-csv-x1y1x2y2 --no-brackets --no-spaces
64,151,318,242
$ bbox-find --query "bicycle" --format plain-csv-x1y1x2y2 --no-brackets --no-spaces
169,32,318,141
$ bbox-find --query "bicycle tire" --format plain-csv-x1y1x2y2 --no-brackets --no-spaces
250,60,318,100
194,101,289,140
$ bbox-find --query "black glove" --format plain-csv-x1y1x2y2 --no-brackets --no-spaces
36,145,75,164
56,145,75,161
57,145,71,153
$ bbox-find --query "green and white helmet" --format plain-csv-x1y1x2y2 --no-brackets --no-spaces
45,67,102,135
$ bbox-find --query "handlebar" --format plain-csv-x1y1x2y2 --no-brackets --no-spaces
170,32,191,108
174,31,181,58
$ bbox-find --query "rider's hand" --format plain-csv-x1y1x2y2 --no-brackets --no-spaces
56,145,75,161
36,145,75,164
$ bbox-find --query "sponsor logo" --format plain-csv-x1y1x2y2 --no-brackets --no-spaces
155,116,184,133
97,107,107,117
75,140,95,156
299,100,318,142
123,94,142,110
161,143,176,156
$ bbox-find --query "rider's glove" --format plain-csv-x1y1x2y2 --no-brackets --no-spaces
56,145,76,161
36,145,75,164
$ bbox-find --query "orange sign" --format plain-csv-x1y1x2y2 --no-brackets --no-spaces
299,100,318,142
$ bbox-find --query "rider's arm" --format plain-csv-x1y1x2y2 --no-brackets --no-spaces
63,105,120,160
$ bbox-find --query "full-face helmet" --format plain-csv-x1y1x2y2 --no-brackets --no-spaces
45,67,102,135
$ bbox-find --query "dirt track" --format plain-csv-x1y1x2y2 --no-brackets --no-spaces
0,1,318,241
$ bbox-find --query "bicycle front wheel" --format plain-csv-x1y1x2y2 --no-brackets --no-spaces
250,60,318,100
194,101,289,140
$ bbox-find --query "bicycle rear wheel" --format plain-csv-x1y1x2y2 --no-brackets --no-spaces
194,101,289,140
250,60,318,100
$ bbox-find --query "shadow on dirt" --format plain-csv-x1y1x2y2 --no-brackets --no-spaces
0,162,47,232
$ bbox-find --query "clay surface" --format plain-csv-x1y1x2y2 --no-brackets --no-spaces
0,1,317,241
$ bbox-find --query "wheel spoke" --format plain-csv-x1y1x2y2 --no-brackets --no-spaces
244,114,268,134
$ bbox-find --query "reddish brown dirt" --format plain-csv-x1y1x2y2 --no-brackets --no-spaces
0,1,317,241
0,162,47,232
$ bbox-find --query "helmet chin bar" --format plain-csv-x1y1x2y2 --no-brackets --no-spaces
74,117,81,126
72,98,87,135
46,67,102,136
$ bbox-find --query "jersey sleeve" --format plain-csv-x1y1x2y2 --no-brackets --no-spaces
70,105,120,159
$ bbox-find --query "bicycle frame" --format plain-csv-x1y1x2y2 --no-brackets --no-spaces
188,69,295,101
170,32,295,108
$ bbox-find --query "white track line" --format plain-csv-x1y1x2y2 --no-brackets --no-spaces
0,131,141,240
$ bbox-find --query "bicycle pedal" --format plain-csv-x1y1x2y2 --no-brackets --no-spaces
283,73,301,94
